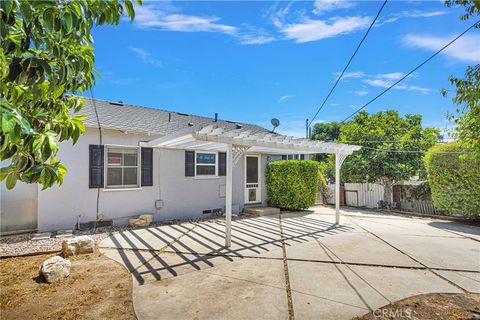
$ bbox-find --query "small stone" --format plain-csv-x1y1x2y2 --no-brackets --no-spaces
32,232,52,241
40,256,71,283
139,215,153,223
56,230,73,239
62,235,94,257
129,217,151,227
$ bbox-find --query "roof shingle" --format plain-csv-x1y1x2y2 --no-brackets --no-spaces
79,98,270,136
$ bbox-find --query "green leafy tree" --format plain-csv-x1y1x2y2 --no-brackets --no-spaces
443,0,480,159
0,0,140,190
310,122,342,162
338,110,440,207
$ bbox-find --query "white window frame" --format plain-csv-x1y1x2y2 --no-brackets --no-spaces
104,145,141,189
194,151,218,177
286,154,302,160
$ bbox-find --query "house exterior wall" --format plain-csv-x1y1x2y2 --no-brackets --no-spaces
0,178,38,234
36,127,260,232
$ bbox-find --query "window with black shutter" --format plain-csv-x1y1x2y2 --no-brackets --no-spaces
89,145,104,188
185,151,195,176
141,148,153,186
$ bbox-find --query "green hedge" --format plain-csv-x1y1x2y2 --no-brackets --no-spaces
266,160,320,210
424,143,480,216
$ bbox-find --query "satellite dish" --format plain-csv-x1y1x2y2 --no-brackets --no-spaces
271,118,280,132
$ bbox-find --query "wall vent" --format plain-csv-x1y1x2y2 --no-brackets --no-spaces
202,208,223,216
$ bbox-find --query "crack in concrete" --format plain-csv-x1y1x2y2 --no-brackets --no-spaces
279,215,295,320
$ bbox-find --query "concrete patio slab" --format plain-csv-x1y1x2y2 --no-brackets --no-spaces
133,257,288,320
426,221,480,241
289,261,462,320
162,220,284,258
133,252,243,284
286,232,422,268
435,270,480,293
348,216,466,238
99,223,196,251
101,248,159,272
98,208,480,320
367,233,480,271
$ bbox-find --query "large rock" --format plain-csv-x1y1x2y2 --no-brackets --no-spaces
62,235,95,257
40,256,71,283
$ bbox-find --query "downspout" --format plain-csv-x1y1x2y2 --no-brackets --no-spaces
90,88,103,226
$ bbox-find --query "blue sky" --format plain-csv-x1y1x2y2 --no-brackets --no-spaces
89,0,479,137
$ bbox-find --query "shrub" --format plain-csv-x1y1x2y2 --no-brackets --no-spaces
266,160,320,210
423,143,480,216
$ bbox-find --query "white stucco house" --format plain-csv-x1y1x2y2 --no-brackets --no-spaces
1,98,360,242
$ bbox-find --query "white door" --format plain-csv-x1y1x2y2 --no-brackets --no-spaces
245,155,261,204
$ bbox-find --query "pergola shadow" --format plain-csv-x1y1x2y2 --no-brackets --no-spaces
104,214,355,285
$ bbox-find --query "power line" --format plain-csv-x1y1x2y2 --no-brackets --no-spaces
341,19,480,123
308,0,388,127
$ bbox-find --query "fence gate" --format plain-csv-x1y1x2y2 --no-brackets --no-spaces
345,190,359,206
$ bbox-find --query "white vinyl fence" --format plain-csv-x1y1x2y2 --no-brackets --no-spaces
325,182,438,214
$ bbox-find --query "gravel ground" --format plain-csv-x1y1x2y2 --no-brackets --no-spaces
0,214,245,257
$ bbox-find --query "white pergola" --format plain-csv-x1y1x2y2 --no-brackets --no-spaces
141,125,361,247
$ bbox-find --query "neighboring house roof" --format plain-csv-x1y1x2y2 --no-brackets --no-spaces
79,98,270,136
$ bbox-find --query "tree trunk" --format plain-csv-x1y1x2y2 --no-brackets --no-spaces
383,179,394,209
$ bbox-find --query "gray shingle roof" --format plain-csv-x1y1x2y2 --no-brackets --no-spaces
79,98,270,136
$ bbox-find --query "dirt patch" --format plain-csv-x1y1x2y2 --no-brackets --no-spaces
0,251,135,320
356,293,480,320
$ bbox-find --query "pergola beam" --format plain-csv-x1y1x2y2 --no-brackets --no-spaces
335,153,349,224
225,143,233,247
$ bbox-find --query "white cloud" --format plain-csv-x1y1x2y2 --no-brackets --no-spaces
238,25,276,45
134,4,278,46
134,5,236,34
355,89,369,96
363,72,432,93
376,10,448,27
128,47,163,67
280,16,371,43
239,35,275,45
334,71,365,79
278,95,293,103
313,0,353,15
403,34,480,63
400,10,447,18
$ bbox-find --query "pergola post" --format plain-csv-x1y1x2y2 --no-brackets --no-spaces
335,153,348,225
225,143,233,247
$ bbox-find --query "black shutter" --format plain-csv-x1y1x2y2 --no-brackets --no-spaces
89,145,104,188
185,151,195,176
141,148,153,186
218,152,226,176
300,154,305,160
281,155,287,160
